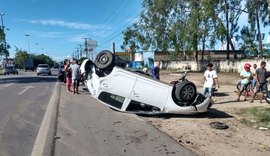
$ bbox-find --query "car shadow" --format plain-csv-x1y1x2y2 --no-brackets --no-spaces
138,108,233,119
213,92,230,97
0,76,57,84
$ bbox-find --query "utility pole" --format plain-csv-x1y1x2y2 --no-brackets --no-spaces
112,42,115,55
82,38,97,60
82,38,90,58
35,43,39,54
25,34,31,55
76,47,80,59
0,13,8,62
78,44,82,59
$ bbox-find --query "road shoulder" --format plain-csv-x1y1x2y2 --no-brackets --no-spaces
54,86,196,156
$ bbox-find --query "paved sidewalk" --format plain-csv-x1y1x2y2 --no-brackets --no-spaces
54,85,196,156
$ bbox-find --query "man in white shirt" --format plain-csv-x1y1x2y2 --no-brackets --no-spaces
203,63,219,98
70,59,81,94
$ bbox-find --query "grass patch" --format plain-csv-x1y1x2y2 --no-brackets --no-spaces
237,107,270,129
0,69,3,75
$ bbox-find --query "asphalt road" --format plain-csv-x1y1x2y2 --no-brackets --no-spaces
0,70,58,156
54,86,196,156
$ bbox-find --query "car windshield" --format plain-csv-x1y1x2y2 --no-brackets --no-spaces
38,65,49,68
5,66,13,69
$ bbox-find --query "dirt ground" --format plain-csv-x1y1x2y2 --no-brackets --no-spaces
142,71,270,156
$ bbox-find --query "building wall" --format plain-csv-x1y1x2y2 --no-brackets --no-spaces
161,59,269,73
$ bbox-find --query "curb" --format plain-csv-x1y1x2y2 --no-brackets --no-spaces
31,82,61,156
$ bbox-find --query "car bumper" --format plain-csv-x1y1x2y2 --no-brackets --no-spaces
37,71,51,74
162,97,212,115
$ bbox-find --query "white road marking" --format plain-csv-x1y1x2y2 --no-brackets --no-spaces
0,83,15,90
18,85,35,95
4,83,15,87
31,82,60,156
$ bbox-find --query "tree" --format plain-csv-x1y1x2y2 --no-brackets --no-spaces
14,50,29,69
239,26,256,50
0,28,10,60
246,0,270,58
31,54,54,67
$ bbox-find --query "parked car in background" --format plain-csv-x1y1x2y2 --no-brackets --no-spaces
37,64,51,76
3,66,18,75
80,50,212,115
58,64,65,82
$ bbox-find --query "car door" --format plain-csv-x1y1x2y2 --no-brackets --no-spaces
98,69,137,110
130,77,170,110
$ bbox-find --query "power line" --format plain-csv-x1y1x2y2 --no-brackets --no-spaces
98,14,140,47
96,5,141,38
93,0,129,37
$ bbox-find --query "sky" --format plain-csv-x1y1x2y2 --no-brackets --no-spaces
0,0,142,61
1,0,270,62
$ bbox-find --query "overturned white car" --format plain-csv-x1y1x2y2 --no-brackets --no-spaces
80,50,212,115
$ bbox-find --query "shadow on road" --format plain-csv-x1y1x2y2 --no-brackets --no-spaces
138,108,233,119
213,92,230,97
0,76,57,84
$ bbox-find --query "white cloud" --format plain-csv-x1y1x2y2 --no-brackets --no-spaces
28,30,66,38
29,19,110,30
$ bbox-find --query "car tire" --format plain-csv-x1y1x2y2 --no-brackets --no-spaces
175,81,197,102
94,50,115,70
266,93,270,104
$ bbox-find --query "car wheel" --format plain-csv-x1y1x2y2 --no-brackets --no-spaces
175,81,197,102
266,93,270,104
94,50,114,70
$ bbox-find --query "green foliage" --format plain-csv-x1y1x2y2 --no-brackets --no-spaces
238,26,256,50
0,28,9,58
14,50,55,68
14,50,29,69
246,0,270,57
239,107,270,128
122,0,270,61
31,54,54,67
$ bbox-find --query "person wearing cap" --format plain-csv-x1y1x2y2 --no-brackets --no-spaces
251,61,267,103
237,63,253,101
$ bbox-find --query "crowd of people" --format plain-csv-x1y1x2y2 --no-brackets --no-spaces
201,61,268,103
60,58,269,103
63,59,81,94
237,61,268,103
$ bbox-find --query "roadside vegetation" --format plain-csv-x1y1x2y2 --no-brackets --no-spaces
14,50,54,69
237,107,270,129
122,0,270,61
0,68,3,75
